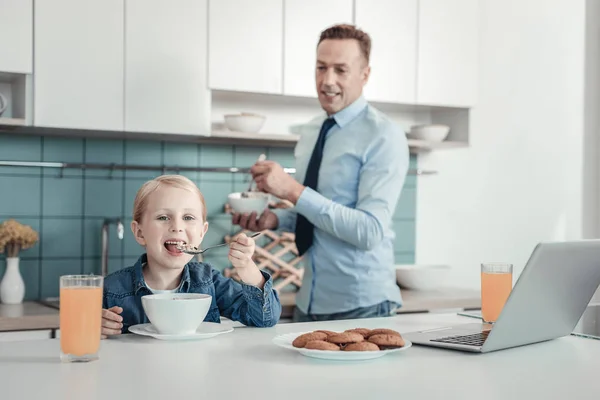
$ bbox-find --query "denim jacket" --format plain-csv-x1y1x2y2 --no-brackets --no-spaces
103,254,281,333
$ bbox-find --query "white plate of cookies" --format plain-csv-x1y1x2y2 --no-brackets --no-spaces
272,328,412,361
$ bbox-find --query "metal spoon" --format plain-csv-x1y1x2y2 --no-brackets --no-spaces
241,153,266,198
176,232,261,255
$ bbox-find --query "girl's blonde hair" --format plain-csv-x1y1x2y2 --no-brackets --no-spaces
132,175,207,222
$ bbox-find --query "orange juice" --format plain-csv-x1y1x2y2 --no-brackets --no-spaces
60,286,102,357
481,271,512,322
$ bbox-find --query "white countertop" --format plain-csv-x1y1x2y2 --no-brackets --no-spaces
0,287,480,332
278,287,481,317
0,302,59,332
1,313,599,400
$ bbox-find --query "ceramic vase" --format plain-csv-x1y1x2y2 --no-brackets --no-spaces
0,257,25,304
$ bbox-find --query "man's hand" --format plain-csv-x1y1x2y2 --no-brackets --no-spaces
232,209,278,231
251,161,304,204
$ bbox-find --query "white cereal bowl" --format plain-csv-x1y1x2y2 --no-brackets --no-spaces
407,124,450,142
395,264,451,291
224,113,266,133
141,293,212,335
228,192,269,216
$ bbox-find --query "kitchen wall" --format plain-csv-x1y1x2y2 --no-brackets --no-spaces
416,0,600,295
0,133,418,300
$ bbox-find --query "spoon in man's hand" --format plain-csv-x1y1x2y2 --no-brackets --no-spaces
241,153,266,198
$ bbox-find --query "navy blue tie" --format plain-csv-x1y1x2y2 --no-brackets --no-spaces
295,117,337,256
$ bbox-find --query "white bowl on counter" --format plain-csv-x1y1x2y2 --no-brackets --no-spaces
141,293,212,335
228,192,269,216
224,113,266,133
407,124,450,142
395,264,451,290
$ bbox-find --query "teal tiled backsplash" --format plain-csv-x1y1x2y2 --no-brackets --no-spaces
0,134,417,300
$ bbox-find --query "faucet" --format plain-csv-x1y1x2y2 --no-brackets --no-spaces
102,218,124,276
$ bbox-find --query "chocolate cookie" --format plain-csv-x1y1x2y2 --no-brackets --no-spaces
368,334,405,349
327,332,364,345
345,328,372,338
292,332,328,348
304,340,341,351
365,328,402,338
344,342,380,352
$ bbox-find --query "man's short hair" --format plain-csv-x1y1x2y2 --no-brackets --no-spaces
318,24,371,64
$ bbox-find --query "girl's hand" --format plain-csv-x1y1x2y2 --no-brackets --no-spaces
228,233,255,269
228,233,265,288
101,306,123,339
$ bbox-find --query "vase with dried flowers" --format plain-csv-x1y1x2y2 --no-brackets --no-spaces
0,219,39,304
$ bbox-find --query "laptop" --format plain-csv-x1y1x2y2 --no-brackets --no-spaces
403,240,600,353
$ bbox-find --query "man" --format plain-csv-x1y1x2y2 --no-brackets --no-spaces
232,24,410,322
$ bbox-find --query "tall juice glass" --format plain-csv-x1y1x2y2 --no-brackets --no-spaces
480,263,513,323
59,275,103,362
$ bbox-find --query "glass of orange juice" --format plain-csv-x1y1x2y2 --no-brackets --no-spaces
481,263,513,323
59,275,103,362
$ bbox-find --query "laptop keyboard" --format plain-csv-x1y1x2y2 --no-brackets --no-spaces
430,330,491,347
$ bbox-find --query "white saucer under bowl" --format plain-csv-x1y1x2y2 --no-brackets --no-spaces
129,322,233,341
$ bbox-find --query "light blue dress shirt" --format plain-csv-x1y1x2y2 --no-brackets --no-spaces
274,95,410,315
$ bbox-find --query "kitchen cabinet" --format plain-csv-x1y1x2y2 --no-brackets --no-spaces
0,0,33,74
125,0,210,135
208,0,283,94
355,0,417,104
416,0,479,107
283,0,353,98
34,0,124,130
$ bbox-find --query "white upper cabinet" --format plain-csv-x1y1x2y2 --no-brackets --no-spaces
125,0,210,135
416,0,479,107
0,0,33,74
283,0,353,98
208,0,283,94
355,0,417,104
34,0,124,130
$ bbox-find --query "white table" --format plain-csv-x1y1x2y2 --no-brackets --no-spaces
1,313,599,400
